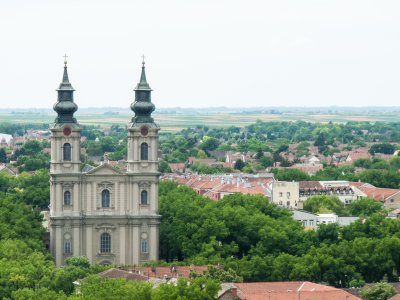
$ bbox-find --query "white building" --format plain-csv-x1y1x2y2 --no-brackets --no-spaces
49,59,160,266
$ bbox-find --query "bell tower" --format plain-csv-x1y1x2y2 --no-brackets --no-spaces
49,57,82,266
50,56,81,174
127,58,160,174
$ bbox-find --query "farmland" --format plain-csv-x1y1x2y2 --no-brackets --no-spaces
1,109,400,132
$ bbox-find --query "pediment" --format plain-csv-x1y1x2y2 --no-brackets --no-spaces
86,163,123,176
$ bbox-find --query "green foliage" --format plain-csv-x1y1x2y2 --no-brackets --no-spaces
234,159,245,170
0,148,7,163
199,136,220,151
158,160,172,173
191,265,243,283
369,143,396,155
273,168,310,181
65,256,91,269
360,282,397,300
303,195,346,215
346,198,384,217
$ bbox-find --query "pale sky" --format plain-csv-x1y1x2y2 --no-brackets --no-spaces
1,0,399,109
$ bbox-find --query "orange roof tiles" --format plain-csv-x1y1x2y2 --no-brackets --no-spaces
234,282,361,300
358,186,400,200
127,266,208,279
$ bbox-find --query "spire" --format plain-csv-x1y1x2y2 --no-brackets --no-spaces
130,57,155,123
53,55,78,124
136,55,151,91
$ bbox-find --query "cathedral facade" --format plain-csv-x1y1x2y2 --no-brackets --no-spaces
49,59,160,266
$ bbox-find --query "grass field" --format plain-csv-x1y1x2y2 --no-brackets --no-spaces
1,111,400,132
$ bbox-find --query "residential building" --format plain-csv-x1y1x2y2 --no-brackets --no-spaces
271,181,301,209
219,281,361,300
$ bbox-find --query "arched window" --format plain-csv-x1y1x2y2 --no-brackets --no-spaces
64,191,71,206
64,239,71,254
100,232,111,253
101,190,110,208
63,143,71,161
141,239,148,254
140,143,148,160
141,190,148,205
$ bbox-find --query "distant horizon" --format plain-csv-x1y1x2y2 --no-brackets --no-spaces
1,105,400,111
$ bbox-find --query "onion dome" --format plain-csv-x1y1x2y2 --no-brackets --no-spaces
53,56,78,124
130,58,155,123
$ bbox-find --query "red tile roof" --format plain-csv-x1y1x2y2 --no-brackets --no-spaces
127,266,208,279
234,282,361,300
358,186,400,200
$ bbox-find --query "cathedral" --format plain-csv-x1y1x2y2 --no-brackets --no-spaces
49,58,160,266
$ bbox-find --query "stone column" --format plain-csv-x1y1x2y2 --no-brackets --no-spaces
149,225,159,261
132,226,139,264
119,225,126,264
86,226,93,262
55,226,63,266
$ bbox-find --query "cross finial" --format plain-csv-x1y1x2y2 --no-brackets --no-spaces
63,54,68,66
141,54,145,66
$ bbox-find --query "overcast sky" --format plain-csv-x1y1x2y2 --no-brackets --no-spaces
1,0,399,109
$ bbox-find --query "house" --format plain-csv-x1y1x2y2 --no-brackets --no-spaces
356,186,400,209
0,163,17,175
299,181,360,205
290,164,323,176
271,181,301,209
168,163,185,173
219,281,361,300
292,210,358,229
0,133,13,147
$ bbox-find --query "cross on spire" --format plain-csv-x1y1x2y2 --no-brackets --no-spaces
63,54,68,66
141,54,145,66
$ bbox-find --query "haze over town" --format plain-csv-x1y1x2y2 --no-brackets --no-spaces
1,0,400,109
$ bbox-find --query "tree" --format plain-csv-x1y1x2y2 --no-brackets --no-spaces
303,195,346,215
369,143,396,155
0,148,7,163
199,136,220,151
234,159,245,170
347,198,383,217
65,256,90,268
360,282,396,300
159,161,172,173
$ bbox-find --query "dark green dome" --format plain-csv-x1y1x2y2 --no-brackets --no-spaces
130,61,156,123
53,62,78,124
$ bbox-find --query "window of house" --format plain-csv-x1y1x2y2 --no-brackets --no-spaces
101,190,110,208
391,199,395,203
140,143,149,160
287,192,291,198
286,201,290,207
309,220,314,226
64,191,71,206
63,143,71,161
100,233,111,253
141,239,148,254
64,239,71,254
141,190,148,205
279,192,283,197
